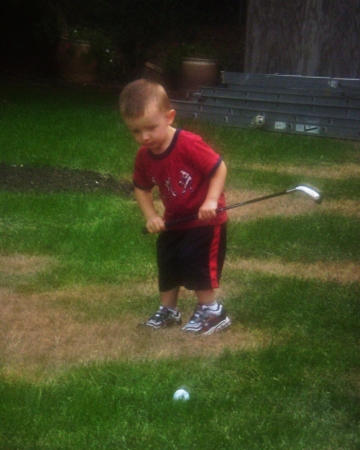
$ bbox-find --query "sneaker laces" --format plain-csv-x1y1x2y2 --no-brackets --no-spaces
153,306,180,319
189,305,208,323
150,306,169,320
190,304,223,322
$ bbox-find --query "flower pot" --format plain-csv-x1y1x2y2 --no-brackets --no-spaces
56,37,98,83
180,58,219,91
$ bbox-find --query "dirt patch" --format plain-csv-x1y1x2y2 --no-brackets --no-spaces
0,163,133,195
0,283,265,381
243,163,360,180
1,251,358,381
323,199,360,217
0,254,57,275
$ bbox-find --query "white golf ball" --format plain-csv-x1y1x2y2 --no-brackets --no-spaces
173,389,190,401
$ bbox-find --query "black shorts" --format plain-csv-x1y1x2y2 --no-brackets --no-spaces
156,223,227,292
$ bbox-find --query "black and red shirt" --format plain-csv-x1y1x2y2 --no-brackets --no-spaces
133,129,228,229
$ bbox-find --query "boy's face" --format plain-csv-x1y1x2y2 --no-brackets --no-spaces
124,101,176,154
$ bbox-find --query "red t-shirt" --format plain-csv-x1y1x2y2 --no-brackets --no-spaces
133,129,227,229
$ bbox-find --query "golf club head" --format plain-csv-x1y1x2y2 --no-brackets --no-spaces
293,185,322,203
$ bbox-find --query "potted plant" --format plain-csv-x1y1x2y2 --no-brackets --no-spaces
56,26,109,83
49,0,120,84
147,41,221,93
179,43,220,92
56,29,96,83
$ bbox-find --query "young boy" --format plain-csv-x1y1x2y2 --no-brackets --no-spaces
119,79,230,335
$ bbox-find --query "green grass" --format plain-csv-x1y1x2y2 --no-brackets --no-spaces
0,79,359,449
0,82,137,175
228,214,360,261
1,352,358,450
0,192,153,287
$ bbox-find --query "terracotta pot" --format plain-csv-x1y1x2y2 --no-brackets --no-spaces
56,38,98,83
180,58,219,90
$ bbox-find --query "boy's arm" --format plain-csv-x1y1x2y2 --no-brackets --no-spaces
198,160,227,220
134,187,165,234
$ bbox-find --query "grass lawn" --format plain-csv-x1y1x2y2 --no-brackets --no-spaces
0,78,359,449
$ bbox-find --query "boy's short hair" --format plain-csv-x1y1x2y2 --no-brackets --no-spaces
119,79,172,119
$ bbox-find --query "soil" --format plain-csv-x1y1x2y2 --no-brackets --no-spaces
0,162,133,196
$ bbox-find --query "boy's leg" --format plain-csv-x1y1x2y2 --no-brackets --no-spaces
140,230,182,330
195,288,215,306
179,224,230,334
161,286,180,308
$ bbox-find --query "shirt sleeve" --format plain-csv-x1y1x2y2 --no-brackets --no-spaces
185,134,222,176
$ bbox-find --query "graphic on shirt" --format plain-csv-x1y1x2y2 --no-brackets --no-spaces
165,178,177,197
156,170,194,199
179,171,193,194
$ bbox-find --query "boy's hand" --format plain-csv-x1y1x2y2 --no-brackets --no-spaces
198,199,218,221
146,215,166,234
198,161,226,221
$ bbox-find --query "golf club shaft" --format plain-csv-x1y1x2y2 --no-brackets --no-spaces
142,189,288,234
141,185,321,234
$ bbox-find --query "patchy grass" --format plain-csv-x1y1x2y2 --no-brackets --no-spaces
241,162,360,180
1,250,358,382
226,258,360,284
0,282,265,382
0,254,58,276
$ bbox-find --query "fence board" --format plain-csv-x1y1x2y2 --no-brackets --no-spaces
171,73,360,140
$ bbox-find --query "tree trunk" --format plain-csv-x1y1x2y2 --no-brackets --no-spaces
245,0,360,77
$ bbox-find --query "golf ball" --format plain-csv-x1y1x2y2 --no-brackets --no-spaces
173,389,190,401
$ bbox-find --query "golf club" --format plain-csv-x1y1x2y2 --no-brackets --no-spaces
142,185,321,234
